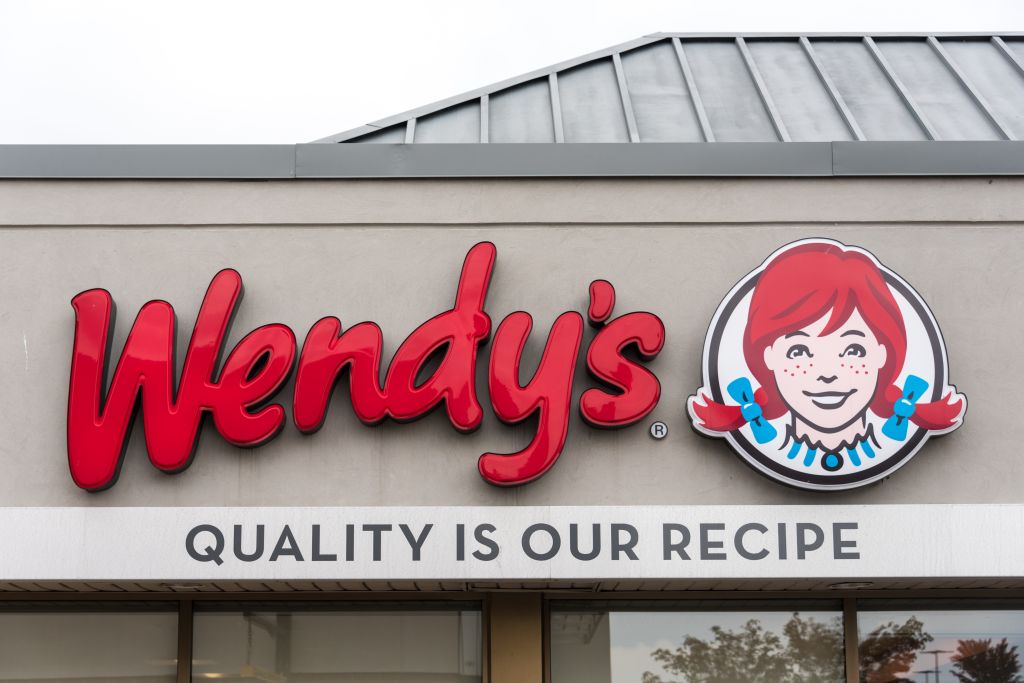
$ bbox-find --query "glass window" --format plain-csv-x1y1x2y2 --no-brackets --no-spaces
192,601,482,682
550,600,845,683
0,602,178,682
858,601,1024,683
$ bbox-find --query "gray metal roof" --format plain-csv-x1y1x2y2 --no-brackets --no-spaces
316,33,1024,144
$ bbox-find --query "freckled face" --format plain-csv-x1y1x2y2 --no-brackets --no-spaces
763,309,887,432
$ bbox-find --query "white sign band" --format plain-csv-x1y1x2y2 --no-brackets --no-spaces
0,505,1020,582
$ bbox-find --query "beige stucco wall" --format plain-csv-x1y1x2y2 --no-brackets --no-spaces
0,177,1021,507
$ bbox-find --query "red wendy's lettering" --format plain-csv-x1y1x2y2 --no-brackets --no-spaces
481,311,584,485
292,242,495,432
68,270,296,491
67,242,665,491
580,309,665,428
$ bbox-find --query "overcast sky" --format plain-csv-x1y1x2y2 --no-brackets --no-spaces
1,0,1022,143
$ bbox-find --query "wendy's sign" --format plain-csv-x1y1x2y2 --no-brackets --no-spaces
67,243,665,491
689,239,966,491
67,239,964,494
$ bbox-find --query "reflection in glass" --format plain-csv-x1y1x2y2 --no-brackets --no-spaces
551,607,844,683
192,605,482,682
858,609,1024,683
0,607,177,682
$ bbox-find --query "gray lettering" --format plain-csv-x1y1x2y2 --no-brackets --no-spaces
363,524,392,562
522,523,560,561
186,524,224,565
473,524,499,561
833,522,860,559
569,524,601,561
345,524,355,562
312,524,337,562
663,524,691,560
400,523,433,561
233,524,264,562
735,523,769,560
611,524,639,561
270,525,304,562
700,523,727,560
796,523,825,559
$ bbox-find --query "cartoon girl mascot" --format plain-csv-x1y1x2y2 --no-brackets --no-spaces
688,240,965,487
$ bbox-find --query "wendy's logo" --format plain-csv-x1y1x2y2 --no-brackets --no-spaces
688,239,965,491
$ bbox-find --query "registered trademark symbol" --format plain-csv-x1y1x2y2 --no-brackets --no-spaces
649,421,668,440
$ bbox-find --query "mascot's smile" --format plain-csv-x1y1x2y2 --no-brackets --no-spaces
803,389,857,410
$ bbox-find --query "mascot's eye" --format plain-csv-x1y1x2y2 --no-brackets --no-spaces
841,343,867,358
786,344,813,360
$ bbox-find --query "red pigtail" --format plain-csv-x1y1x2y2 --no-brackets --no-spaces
913,392,965,430
884,384,965,431
691,388,770,433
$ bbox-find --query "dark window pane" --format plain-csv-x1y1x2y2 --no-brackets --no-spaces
551,603,844,683
858,608,1024,683
193,605,482,682
0,606,177,682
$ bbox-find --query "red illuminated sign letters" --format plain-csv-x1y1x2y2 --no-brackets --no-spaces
68,243,664,491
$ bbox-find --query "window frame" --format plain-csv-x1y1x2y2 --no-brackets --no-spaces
2,589,1024,683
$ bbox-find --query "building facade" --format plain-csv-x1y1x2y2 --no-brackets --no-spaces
1,32,1024,683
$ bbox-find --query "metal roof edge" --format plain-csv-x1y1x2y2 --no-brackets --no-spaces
1,142,1023,179
312,33,672,143
312,32,1024,144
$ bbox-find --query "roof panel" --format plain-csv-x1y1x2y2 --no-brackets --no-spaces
557,59,630,143
489,79,556,143
809,39,927,141
685,40,777,142
1008,38,1024,63
876,39,1000,140
350,125,406,144
620,41,703,142
746,39,852,142
316,33,1024,145
415,100,481,143
941,39,1024,140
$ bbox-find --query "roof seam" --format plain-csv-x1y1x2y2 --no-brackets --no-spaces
863,36,940,141
736,37,790,142
671,37,714,142
993,37,1024,79
612,53,641,142
800,37,866,142
480,95,490,143
549,73,565,143
927,36,1015,141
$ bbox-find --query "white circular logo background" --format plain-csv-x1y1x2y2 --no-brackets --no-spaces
688,239,966,491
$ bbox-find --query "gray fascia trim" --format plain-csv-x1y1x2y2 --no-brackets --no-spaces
0,142,1023,179
0,145,295,179
295,142,833,177
832,141,1024,175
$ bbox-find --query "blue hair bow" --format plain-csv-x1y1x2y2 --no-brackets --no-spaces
882,375,929,442
727,377,778,444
